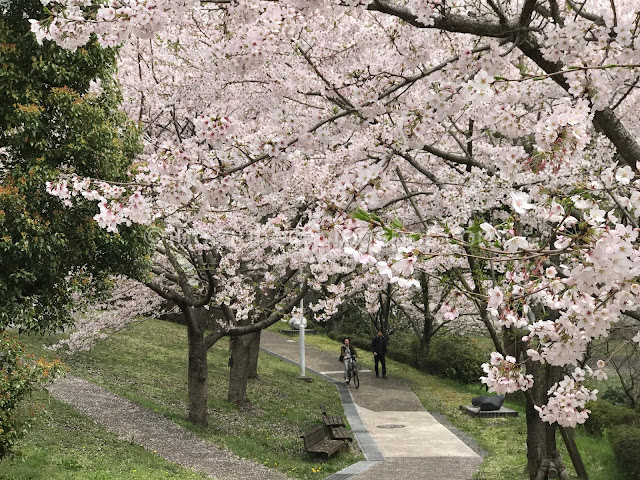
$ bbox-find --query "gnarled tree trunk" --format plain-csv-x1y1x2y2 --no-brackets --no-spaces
247,329,261,379
526,361,551,479
526,362,566,480
187,320,209,426
228,331,257,406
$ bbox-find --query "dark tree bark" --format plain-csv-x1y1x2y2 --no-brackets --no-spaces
370,284,393,334
246,330,261,379
524,362,567,480
526,361,551,479
227,332,254,406
419,272,434,358
186,310,209,426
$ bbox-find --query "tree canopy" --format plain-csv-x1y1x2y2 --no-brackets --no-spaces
26,0,640,476
0,0,151,332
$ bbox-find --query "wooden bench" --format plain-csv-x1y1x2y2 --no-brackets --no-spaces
320,405,352,441
330,425,353,442
300,426,347,459
321,404,345,427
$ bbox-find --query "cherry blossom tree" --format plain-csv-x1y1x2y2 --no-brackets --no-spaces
32,0,640,478
49,277,164,354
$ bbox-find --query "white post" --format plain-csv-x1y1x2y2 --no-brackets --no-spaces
299,295,306,377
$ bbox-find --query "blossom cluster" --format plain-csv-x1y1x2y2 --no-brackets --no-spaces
481,352,534,395
534,368,600,428
30,0,198,50
47,176,154,232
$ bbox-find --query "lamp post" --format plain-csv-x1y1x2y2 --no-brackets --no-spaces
299,297,306,378
289,294,309,380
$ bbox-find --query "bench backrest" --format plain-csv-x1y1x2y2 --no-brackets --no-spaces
302,426,326,449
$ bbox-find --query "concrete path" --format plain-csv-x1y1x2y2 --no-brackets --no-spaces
48,376,287,480
260,331,483,480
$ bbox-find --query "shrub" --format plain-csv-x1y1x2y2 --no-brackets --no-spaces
0,332,66,459
422,335,487,384
583,399,640,436
600,387,633,407
609,425,640,479
327,331,339,341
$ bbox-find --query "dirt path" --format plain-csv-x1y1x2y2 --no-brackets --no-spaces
47,376,287,480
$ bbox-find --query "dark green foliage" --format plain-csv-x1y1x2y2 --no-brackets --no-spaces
600,387,633,407
420,335,487,384
0,332,66,459
0,0,151,333
609,425,640,479
326,331,340,341
1,1,151,456
583,399,640,436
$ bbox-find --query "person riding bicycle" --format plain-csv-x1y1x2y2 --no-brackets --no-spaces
340,337,358,384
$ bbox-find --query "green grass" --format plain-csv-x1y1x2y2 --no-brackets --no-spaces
0,391,209,480
290,327,623,480
13,320,362,479
11,321,624,480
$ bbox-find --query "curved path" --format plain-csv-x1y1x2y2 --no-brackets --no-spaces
47,376,287,480
260,331,483,480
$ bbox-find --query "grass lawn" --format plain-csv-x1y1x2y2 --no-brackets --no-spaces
10,320,624,480
11,319,362,480
0,391,209,480
292,326,624,480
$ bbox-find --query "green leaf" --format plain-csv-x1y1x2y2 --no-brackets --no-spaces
390,216,404,230
350,207,371,222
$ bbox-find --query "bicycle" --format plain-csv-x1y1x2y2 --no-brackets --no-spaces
345,354,359,389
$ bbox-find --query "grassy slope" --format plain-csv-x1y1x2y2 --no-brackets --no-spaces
9,320,622,480
293,327,622,480
10,320,361,480
0,391,209,480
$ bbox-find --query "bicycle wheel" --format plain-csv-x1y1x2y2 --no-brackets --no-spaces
352,366,359,389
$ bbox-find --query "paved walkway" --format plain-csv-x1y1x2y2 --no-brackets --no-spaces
260,331,483,480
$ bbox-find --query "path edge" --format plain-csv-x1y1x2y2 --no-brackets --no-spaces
260,346,383,480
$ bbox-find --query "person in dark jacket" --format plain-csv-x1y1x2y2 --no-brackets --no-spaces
371,330,387,378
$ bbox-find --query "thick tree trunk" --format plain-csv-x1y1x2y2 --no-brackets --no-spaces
246,330,261,379
526,361,550,479
526,362,563,480
228,332,254,406
187,323,209,426
419,333,432,357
